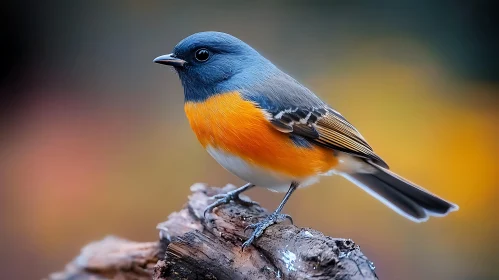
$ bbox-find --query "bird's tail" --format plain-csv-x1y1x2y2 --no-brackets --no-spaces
342,162,459,222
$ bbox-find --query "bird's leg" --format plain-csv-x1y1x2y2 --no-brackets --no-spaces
242,181,298,250
204,183,257,217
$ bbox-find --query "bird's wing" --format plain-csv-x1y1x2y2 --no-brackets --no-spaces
269,106,389,168
240,72,388,168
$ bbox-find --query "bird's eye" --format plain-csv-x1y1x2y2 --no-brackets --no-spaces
194,49,210,62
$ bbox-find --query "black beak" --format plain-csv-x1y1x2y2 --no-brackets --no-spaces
153,53,186,67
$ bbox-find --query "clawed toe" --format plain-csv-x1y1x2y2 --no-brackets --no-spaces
203,193,235,218
241,213,293,250
203,188,258,218
281,213,293,224
241,236,256,250
244,223,258,232
203,200,226,218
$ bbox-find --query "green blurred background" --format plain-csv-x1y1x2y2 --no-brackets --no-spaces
1,1,498,279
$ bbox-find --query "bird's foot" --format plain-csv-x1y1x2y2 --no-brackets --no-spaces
204,188,259,218
242,213,293,250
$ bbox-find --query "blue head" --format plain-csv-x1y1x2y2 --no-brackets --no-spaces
154,32,278,102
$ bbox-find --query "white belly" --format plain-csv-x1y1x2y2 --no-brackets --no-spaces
206,146,320,192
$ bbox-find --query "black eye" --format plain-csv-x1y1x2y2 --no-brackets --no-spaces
194,49,210,62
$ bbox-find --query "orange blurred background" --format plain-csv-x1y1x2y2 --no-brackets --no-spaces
1,1,498,279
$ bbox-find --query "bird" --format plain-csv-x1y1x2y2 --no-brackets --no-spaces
154,31,458,249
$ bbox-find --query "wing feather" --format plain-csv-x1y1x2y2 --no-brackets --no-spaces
269,107,389,168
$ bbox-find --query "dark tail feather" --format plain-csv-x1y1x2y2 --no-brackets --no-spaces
343,162,459,222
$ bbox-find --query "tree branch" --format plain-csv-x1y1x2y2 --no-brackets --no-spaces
48,184,378,280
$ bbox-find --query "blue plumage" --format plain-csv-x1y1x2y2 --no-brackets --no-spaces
171,31,278,102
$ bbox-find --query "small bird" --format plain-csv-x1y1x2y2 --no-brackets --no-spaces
154,31,458,249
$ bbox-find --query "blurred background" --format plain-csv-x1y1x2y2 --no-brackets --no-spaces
1,1,498,279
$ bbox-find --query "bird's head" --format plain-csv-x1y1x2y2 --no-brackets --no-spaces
154,31,277,102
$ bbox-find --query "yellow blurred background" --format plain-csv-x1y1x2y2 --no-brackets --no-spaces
1,1,498,279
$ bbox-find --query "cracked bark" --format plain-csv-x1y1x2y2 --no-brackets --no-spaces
47,184,379,280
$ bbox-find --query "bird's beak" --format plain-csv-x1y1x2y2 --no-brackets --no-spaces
153,53,186,67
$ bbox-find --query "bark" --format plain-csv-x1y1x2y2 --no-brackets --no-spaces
48,184,378,280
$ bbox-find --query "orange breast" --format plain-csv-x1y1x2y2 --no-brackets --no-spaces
184,92,338,178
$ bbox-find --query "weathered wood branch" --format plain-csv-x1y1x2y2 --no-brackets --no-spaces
48,184,378,280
